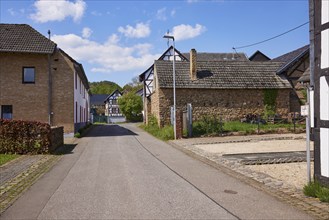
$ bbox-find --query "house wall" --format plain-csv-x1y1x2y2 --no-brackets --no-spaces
0,51,90,134
150,88,290,127
0,52,50,123
73,63,90,133
52,51,75,133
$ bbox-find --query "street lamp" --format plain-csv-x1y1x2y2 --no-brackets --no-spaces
163,35,176,140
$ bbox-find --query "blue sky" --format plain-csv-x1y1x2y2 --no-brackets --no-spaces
1,0,309,87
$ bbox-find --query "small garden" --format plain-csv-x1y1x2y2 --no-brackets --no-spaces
192,115,305,137
140,114,305,141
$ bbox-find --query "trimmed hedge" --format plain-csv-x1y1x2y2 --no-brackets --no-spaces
0,119,51,154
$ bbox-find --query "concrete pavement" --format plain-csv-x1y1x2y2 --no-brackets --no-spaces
1,124,312,219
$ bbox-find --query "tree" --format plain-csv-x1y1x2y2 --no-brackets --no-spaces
122,76,143,93
89,81,122,94
118,92,143,122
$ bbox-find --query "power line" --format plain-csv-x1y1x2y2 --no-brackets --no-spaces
232,21,309,50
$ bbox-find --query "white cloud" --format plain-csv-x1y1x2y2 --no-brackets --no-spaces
118,22,151,38
8,8,16,16
156,8,167,21
171,9,176,17
52,33,159,73
30,0,86,23
82,27,92,38
91,11,102,16
171,24,206,41
187,0,199,3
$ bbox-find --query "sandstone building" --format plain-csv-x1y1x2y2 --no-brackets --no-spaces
140,47,294,127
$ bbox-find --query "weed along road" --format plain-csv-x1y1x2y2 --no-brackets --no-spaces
2,124,312,219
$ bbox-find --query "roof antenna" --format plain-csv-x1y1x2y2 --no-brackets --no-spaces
166,29,170,48
48,30,51,40
232,47,241,60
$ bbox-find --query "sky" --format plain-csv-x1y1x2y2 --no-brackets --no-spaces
0,0,310,87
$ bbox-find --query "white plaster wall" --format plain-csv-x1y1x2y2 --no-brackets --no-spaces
321,29,329,69
320,128,329,177
320,77,329,120
74,72,89,123
322,0,329,24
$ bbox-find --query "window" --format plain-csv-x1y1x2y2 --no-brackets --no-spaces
1,105,13,119
23,67,35,83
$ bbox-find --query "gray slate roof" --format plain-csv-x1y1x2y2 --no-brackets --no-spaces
0,23,56,54
272,45,309,73
155,60,291,89
182,52,248,61
91,94,108,106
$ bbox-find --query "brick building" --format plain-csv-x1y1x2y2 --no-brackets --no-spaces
141,48,292,127
0,24,90,134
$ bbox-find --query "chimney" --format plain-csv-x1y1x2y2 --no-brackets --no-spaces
190,49,197,80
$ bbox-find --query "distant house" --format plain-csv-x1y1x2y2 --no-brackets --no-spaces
0,24,90,133
249,50,271,61
140,48,292,127
90,94,108,115
104,89,125,122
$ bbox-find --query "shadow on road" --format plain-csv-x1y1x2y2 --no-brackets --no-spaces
53,144,78,155
86,124,138,137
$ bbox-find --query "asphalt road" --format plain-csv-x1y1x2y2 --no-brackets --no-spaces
1,124,312,219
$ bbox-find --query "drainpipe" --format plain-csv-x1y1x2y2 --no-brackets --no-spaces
48,30,53,125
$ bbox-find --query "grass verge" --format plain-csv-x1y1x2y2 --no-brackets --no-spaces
139,115,174,141
193,119,305,137
304,181,329,203
0,154,20,166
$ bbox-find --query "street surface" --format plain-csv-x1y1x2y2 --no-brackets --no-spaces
1,124,312,219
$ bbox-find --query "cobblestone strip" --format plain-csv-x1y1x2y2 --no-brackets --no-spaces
0,155,62,214
241,157,313,165
169,141,329,220
0,155,44,185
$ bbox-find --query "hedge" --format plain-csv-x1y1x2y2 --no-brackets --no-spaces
0,119,51,154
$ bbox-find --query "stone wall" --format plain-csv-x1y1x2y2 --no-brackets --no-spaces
150,88,290,127
50,126,64,152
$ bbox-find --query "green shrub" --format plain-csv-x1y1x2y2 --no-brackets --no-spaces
193,116,223,137
74,132,81,138
317,186,329,202
304,181,329,203
0,119,51,154
304,181,322,197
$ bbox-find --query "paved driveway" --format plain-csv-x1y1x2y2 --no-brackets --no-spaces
2,124,312,219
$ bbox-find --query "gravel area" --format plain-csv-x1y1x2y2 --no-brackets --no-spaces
195,139,313,155
192,138,314,190
247,162,314,190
